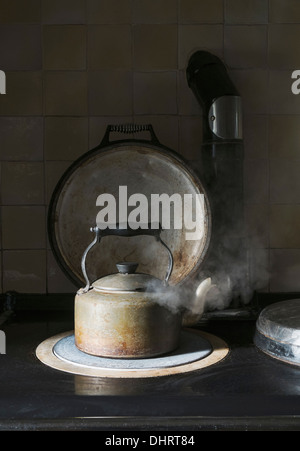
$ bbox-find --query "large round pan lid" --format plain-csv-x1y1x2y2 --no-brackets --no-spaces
48,125,211,288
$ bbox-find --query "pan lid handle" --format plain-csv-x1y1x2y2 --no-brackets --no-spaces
100,123,160,147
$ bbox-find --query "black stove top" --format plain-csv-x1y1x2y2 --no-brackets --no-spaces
1,296,300,431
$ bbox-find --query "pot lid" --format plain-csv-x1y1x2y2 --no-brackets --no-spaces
254,299,300,366
48,125,211,288
92,262,162,293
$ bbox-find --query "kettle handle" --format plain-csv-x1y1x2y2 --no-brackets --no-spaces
77,224,173,295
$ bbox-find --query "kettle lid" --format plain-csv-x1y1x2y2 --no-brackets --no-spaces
92,262,162,293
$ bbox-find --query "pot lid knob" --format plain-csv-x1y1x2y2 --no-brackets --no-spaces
116,262,138,274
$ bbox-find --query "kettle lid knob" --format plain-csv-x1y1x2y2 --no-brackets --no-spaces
116,262,138,274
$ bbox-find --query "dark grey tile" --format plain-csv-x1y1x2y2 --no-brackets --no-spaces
3,250,46,293
229,69,269,114
88,25,132,70
180,0,223,23
44,71,88,116
269,71,300,114
43,25,86,70
2,162,44,205
133,25,177,70
88,71,133,116
270,158,300,204
270,0,300,23
243,115,268,159
87,0,131,24
0,72,43,116
0,117,43,161
133,0,177,23
179,24,223,69
134,72,177,114
270,205,300,248
269,24,300,69
225,25,267,68
47,250,79,293
269,116,300,158
270,249,300,292
42,0,86,24
0,25,41,70
45,117,88,161
2,206,46,249
244,159,269,204
0,0,41,23
225,0,268,23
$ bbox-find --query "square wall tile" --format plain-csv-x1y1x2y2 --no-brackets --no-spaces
2,206,46,249
270,158,300,203
88,0,132,24
269,116,300,159
44,71,88,116
2,162,44,205
224,26,267,69
3,250,46,293
0,253,2,293
269,25,300,69
270,249,300,292
270,0,300,23
249,248,270,292
177,70,203,115
45,117,88,161
0,25,41,70
269,71,300,114
244,203,269,248
47,250,79,293
243,115,268,159
132,0,177,23
0,117,43,161
45,161,73,203
88,71,133,116
42,0,86,24
134,72,177,115
229,70,269,114
179,25,223,69
88,25,132,70
133,25,177,70
0,0,41,23
270,205,300,248
179,116,202,160
225,0,268,24
180,0,223,23
244,159,269,204
43,25,86,70
0,72,43,116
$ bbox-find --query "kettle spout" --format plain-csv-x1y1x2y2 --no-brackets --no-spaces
182,277,212,327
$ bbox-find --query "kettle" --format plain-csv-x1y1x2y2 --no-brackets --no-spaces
75,225,210,358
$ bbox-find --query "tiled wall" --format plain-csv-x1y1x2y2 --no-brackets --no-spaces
0,0,300,294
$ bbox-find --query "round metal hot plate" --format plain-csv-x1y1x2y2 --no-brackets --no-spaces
254,299,300,366
36,329,229,378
